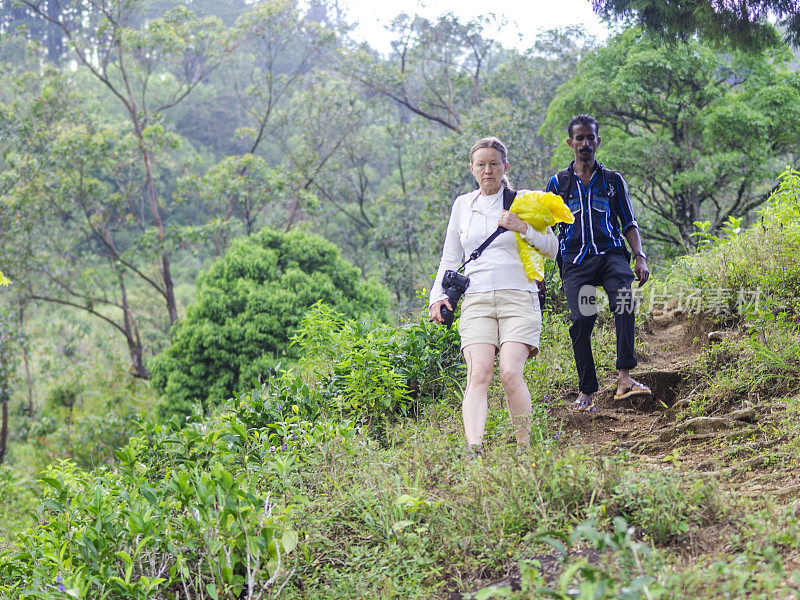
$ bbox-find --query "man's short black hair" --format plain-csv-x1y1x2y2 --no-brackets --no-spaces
567,114,599,138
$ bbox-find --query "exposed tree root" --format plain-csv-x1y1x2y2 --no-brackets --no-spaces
617,426,760,454
708,453,792,478
775,484,800,498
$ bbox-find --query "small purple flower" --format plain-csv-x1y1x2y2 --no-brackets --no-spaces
554,433,560,440
281,443,287,451
55,575,65,593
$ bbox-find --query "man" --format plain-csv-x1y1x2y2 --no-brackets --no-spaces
546,114,651,412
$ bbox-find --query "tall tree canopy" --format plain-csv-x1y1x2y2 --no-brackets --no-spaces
545,28,800,247
592,0,800,51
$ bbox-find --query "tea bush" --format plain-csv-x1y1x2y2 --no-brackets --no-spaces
292,302,464,434
150,228,391,422
0,457,297,600
0,382,358,599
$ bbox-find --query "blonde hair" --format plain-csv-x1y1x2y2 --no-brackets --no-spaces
469,137,512,189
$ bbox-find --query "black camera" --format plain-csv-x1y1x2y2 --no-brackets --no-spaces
439,269,470,327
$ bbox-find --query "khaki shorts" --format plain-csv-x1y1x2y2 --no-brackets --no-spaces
457,289,542,356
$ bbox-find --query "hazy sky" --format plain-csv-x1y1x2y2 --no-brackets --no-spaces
337,0,613,53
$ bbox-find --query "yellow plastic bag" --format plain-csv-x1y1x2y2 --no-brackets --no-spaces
509,190,575,281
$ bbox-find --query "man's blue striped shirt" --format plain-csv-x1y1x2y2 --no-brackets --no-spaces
545,161,638,265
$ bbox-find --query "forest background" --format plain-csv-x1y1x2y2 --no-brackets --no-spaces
1,0,800,598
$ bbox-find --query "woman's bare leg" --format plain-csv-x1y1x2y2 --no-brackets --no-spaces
499,342,533,447
461,343,496,446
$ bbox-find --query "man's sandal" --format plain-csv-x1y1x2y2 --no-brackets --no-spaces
570,396,596,412
613,380,652,401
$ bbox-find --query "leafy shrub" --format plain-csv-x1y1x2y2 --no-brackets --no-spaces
659,167,800,316
0,457,297,600
233,374,325,432
45,381,82,412
150,228,391,421
394,315,464,399
0,384,357,599
44,411,138,469
292,303,464,434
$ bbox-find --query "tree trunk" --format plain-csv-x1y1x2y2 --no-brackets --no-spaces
103,223,151,379
119,274,150,379
135,123,178,326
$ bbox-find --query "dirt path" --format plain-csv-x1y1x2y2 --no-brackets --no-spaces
550,311,800,501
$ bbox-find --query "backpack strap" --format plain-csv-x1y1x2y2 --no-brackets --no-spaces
457,187,517,272
502,186,516,211
553,169,572,277
556,169,572,200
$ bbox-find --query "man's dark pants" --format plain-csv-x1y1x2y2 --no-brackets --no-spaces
562,252,637,395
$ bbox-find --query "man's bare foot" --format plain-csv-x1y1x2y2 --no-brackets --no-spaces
570,392,595,412
614,376,652,400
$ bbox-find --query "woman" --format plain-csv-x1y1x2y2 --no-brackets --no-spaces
428,137,557,454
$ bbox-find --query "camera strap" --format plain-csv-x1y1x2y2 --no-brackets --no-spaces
457,187,516,273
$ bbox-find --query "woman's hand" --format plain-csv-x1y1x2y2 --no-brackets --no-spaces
498,211,528,234
428,299,453,324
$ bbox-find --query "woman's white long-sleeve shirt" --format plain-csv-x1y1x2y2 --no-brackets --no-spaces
429,188,558,306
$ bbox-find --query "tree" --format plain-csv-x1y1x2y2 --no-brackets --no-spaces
149,228,391,420
176,154,286,246
170,0,339,253
544,28,800,247
229,0,337,158
4,106,157,378
339,13,499,133
591,0,800,51
20,0,227,326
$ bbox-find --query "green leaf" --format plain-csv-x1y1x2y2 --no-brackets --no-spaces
206,583,219,600
139,484,159,506
281,530,298,554
42,499,63,513
40,477,63,494
115,551,133,567
221,563,234,584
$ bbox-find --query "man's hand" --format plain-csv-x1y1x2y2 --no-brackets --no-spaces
498,211,528,234
428,299,453,324
634,256,649,286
